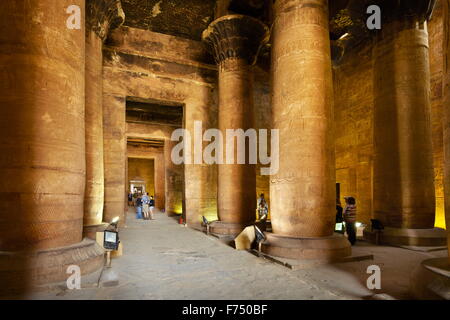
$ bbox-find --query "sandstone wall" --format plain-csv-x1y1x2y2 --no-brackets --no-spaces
127,143,165,209
128,158,155,197
333,1,446,228
103,26,218,224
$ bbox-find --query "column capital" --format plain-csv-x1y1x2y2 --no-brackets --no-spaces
86,0,125,41
202,14,269,66
372,0,435,25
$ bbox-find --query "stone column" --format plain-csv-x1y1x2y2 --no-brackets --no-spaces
154,151,165,210
0,0,103,294
410,3,450,300
84,0,124,236
202,15,268,236
164,138,184,216
368,9,447,246
443,0,450,261
103,94,127,225
261,0,351,260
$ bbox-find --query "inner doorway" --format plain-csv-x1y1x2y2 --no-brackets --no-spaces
128,158,155,201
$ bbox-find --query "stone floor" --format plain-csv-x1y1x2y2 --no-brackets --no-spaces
23,208,448,300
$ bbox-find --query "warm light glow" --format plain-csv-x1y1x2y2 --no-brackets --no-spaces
112,216,120,223
434,197,446,229
203,210,218,223
355,222,363,228
339,33,349,40
174,204,183,215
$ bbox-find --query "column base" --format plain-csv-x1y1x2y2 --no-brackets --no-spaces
209,221,252,237
261,232,352,261
83,223,109,240
0,238,105,297
363,227,447,247
410,258,450,300
165,209,180,217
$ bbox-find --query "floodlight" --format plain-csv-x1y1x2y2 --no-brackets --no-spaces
104,230,120,250
254,225,266,244
339,33,349,40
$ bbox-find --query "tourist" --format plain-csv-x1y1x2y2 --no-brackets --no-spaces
343,196,357,245
142,193,150,220
149,196,155,220
335,199,344,234
135,195,143,219
257,193,268,220
128,192,133,206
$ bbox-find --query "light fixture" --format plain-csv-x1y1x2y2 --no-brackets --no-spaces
355,222,363,228
339,32,349,40
254,225,266,244
111,216,120,224
202,216,210,235
104,230,120,250
254,225,266,253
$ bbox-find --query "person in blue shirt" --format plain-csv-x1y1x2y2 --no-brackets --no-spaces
135,195,143,219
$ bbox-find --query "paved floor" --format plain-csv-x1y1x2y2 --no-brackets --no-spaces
26,209,447,300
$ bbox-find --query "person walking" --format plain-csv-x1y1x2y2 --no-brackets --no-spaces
149,196,155,220
343,196,357,245
128,192,133,207
135,195,143,219
257,193,268,220
142,193,150,220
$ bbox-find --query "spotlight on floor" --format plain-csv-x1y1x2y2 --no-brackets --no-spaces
259,213,268,222
111,216,120,227
370,219,384,231
202,216,210,235
254,225,266,252
104,230,120,251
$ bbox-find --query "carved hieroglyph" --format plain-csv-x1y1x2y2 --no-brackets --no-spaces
373,15,436,229
442,0,450,259
0,0,86,250
270,0,336,238
85,0,124,226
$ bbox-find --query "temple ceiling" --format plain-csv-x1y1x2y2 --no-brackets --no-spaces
121,0,216,41
118,0,438,66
